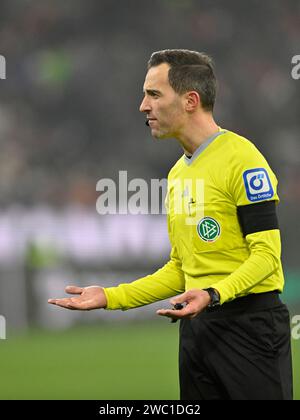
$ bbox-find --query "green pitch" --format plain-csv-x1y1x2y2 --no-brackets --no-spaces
0,322,179,400
0,322,299,400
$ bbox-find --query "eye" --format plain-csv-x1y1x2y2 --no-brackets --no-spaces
147,91,160,98
152,92,160,99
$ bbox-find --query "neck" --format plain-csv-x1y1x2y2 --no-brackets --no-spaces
175,112,219,155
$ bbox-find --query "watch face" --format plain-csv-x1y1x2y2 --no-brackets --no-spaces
205,288,220,308
210,298,220,307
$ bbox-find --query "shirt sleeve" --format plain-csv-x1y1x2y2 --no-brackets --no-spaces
103,204,185,310
210,229,281,304
211,141,282,303
103,244,185,310
226,141,279,206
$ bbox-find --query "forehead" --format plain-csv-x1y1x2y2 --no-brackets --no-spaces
143,63,171,91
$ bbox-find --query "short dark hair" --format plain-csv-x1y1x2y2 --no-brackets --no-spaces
147,49,216,111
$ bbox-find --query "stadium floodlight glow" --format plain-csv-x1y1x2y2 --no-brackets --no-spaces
0,55,6,80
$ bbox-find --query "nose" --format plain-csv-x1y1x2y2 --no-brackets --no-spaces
139,96,151,113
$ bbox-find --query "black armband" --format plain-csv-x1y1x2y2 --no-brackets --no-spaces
237,200,279,237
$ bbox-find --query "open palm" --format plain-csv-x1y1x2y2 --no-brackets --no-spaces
48,285,107,310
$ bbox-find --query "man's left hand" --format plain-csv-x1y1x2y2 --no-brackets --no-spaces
156,288,211,321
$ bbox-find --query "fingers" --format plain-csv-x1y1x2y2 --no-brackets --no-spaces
48,297,82,310
48,299,57,304
156,309,178,318
48,286,83,309
157,292,189,320
65,285,83,294
156,307,192,320
158,289,210,321
170,290,191,306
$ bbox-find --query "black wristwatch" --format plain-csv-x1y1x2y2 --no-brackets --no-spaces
202,288,221,309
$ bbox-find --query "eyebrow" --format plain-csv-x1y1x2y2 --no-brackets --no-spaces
143,89,162,96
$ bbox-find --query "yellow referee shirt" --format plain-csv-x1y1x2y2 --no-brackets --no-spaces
104,129,284,309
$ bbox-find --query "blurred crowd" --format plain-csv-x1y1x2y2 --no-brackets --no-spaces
0,0,299,267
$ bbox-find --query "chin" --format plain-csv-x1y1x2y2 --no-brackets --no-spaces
152,130,171,140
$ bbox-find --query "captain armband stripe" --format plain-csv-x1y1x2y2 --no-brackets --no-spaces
237,200,279,237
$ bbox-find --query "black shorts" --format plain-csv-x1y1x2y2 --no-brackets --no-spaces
179,291,293,400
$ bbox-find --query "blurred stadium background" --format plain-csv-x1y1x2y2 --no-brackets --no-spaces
0,0,299,399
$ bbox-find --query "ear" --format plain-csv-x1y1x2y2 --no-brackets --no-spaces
185,91,200,112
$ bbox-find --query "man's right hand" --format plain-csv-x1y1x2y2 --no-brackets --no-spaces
48,285,107,310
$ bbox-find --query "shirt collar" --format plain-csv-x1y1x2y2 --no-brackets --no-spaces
184,129,226,166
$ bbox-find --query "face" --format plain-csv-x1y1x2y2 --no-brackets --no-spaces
139,63,185,139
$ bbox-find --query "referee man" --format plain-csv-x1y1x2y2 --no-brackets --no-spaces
49,49,293,400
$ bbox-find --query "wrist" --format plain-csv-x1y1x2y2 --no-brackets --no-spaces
202,288,221,309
